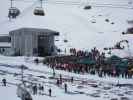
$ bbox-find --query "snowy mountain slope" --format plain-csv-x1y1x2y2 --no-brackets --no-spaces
0,0,133,57
0,1,133,100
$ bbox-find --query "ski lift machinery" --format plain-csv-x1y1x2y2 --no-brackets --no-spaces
8,0,20,19
34,0,45,16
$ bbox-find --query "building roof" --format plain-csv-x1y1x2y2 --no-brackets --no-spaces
9,28,59,36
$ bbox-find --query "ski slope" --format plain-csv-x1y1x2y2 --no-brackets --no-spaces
0,0,133,57
0,1,133,100
0,56,133,100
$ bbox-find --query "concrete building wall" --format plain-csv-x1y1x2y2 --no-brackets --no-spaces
9,28,59,56
12,31,35,56
10,31,21,55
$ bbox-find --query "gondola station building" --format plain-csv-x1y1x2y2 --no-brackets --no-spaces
0,28,59,56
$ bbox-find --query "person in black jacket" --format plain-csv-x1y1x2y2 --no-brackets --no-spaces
49,88,52,96
2,78,6,86
33,84,37,95
64,83,67,93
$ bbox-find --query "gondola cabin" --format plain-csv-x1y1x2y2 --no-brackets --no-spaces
127,27,133,34
8,7,20,18
64,39,68,43
34,7,45,16
84,5,92,10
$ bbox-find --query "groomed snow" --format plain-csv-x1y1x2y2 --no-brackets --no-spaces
0,56,133,100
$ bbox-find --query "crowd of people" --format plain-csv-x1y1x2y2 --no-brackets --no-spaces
27,83,44,96
44,47,133,79
28,78,69,97
69,47,105,61
1,76,69,99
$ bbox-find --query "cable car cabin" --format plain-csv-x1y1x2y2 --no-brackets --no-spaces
122,28,133,35
8,7,20,19
84,5,92,10
34,7,45,16
64,39,68,43
126,27,133,34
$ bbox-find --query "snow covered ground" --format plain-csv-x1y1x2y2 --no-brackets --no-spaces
0,56,133,100
0,0,133,100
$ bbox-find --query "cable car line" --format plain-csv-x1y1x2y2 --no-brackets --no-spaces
6,0,133,20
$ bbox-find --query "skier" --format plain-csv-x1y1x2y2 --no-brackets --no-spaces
33,84,37,95
59,74,62,84
38,84,42,95
34,58,39,64
71,77,74,83
113,69,116,77
38,84,44,95
56,79,60,86
52,66,55,77
41,85,44,92
48,88,52,96
64,83,67,93
2,78,6,86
